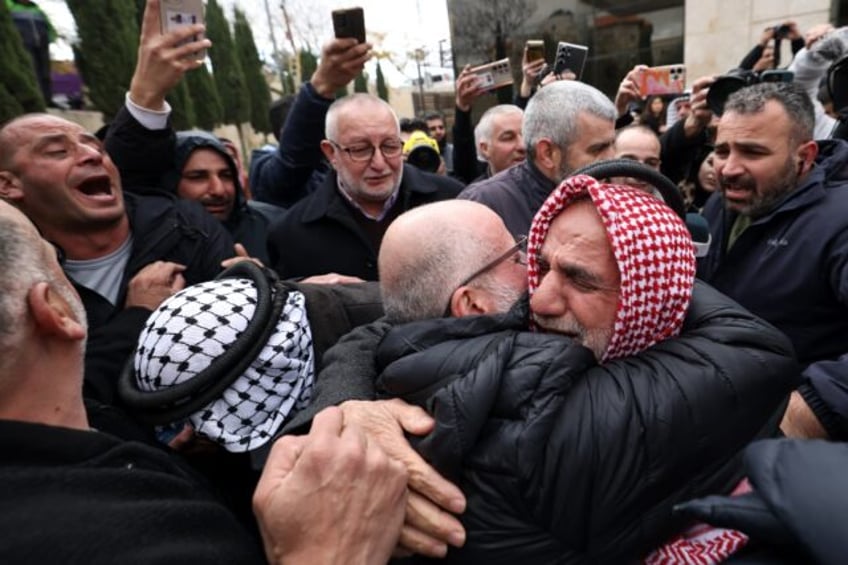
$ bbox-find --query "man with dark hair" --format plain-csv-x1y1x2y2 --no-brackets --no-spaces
424,110,454,173
699,81,848,440
104,2,271,261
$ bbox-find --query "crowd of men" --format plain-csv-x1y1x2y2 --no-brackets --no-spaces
2,0,848,562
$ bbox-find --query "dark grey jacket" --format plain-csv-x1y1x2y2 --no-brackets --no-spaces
458,159,555,237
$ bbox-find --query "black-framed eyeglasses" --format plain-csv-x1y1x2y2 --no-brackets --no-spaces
443,235,528,316
328,138,404,162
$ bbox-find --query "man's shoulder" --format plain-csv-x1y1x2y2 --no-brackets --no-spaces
459,164,524,201
402,165,464,198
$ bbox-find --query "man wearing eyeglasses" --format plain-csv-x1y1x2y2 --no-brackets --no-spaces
266,94,464,281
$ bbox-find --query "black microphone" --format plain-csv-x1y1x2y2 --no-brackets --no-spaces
685,213,712,258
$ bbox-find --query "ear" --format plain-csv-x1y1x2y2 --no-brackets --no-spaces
533,139,560,178
28,282,86,342
448,286,490,317
320,140,338,167
0,171,24,203
478,140,491,160
796,140,818,176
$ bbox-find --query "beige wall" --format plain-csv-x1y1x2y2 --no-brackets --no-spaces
685,0,832,82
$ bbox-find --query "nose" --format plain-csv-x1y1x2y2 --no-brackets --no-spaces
369,147,388,170
77,143,103,165
208,174,225,196
530,271,566,318
717,152,741,179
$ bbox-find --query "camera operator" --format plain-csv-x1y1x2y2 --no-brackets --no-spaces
738,21,804,71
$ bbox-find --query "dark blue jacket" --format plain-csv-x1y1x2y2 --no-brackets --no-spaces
699,139,848,438
250,81,329,207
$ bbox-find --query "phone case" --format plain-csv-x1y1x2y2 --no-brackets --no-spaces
159,0,205,58
469,58,514,91
553,42,588,80
526,40,545,63
639,65,686,97
332,8,366,44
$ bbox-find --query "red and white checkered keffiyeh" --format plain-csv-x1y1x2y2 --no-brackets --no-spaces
527,175,696,362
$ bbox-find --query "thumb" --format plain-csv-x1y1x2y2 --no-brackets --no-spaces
387,399,435,436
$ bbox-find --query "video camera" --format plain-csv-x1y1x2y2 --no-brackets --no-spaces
773,24,791,40
706,68,794,115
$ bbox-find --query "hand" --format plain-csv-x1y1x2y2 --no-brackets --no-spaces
220,243,264,270
752,50,775,72
125,261,186,310
340,399,467,558
614,64,648,116
543,69,575,86
811,26,848,63
805,23,835,50
129,0,211,110
300,272,366,285
253,407,408,565
455,65,485,112
311,38,372,98
780,391,829,439
785,21,802,42
683,75,715,138
520,48,547,97
757,26,776,47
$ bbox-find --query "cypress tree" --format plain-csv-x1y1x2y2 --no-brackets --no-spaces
376,60,389,102
67,0,139,119
167,81,196,130
0,0,45,121
185,63,223,131
233,9,271,134
354,72,368,93
205,0,249,125
299,49,317,83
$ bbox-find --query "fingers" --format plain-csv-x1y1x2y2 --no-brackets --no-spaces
140,0,161,41
300,272,365,285
385,398,434,436
398,490,466,557
233,243,249,257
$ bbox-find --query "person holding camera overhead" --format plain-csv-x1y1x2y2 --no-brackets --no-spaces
738,21,804,71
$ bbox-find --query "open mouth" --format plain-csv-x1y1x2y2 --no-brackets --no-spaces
76,175,113,198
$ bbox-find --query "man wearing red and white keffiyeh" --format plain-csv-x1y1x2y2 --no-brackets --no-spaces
527,174,695,362
528,175,748,564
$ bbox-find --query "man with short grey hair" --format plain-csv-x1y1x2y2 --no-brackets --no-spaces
459,80,617,236
267,93,464,281
472,104,526,180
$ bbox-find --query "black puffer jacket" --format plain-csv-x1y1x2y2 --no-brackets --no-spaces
376,282,799,564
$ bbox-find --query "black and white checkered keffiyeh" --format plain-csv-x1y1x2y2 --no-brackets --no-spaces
134,277,314,452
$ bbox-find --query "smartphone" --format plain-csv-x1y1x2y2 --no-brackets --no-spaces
553,42,588,80
469,58,514,91
159,0,205,59
638,64,686,97
525,40,545,63
332,7,366,44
